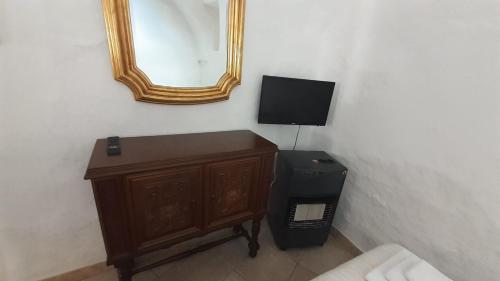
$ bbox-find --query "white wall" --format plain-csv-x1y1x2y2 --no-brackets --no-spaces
304,0,500,280
0,0,360,280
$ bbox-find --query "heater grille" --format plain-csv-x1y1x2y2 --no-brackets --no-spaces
287,199,338,230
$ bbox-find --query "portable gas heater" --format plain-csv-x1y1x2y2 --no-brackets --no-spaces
267,151,347,250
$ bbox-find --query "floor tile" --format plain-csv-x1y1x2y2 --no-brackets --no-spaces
223,271,247,281
82,269,159,281
229,238,297,281
294,235,358,275
288,265,318,281
78,219,360,281
233,255,296,281
135,270,160,281
152,247,233,281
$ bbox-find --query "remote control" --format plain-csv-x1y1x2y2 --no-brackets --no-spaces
107,136,121,156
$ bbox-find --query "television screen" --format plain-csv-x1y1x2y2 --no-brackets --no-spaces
258,75,335,126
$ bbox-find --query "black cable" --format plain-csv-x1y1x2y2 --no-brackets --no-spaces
293,125,301,150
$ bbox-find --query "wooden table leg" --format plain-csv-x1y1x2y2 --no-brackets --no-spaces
248,218,262,258
115,259,133,281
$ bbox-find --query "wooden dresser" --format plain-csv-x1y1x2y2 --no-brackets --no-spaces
84,130,278,281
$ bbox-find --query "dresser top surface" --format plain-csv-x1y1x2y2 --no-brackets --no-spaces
85,130,277,179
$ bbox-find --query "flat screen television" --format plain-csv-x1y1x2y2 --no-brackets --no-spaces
258,75,335,126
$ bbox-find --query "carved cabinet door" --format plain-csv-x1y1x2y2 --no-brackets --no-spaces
206,157,261,229
126,166,203,251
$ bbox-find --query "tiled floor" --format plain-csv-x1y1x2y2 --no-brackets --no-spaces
83,220,361,281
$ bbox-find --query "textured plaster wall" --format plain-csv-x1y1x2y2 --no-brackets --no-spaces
303,0,500,280
0,0,361,280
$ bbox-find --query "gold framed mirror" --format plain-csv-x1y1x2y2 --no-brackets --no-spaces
103,0,245,104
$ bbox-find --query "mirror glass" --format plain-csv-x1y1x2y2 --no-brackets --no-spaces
129,0,229,88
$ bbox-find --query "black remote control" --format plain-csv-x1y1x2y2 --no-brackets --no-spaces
107,136,121,156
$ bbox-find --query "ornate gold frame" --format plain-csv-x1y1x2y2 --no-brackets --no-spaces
102,0,245,104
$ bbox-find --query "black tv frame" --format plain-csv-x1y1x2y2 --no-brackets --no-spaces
258,75,335,126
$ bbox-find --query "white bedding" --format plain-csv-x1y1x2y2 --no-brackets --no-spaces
365,249,414,281
405,260,453,281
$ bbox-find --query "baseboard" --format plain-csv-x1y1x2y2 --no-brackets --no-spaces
40,262,108,281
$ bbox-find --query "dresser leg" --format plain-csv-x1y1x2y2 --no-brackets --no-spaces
248,218,261,258
115,259,133,281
